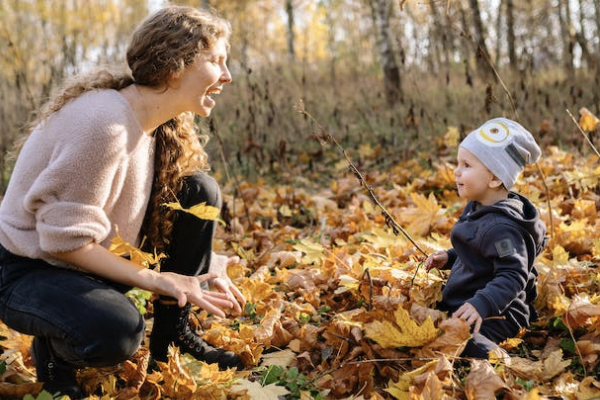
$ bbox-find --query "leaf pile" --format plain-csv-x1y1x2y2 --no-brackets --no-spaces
1,139,600,399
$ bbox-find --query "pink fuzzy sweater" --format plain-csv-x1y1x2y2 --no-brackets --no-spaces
0,90,155,266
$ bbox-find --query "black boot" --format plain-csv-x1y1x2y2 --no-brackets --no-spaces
149,300,243,370
31,337,84,399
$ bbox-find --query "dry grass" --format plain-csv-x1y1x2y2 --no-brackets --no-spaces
207,62,600,188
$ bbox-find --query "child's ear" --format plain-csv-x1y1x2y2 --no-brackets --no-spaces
489,176,504,189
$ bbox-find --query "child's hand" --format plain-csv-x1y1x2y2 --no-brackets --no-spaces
453,303,483,333
424,250,448,272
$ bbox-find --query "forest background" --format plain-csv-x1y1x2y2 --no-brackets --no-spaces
1,0,599,187
1,0,600,399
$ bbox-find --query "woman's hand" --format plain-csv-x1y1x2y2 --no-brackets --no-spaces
48,243,237,318
453,302,483,333
156,272,234,317
207,253,246,314
424,250,448,272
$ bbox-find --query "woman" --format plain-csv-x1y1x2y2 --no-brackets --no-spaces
0,5,245,398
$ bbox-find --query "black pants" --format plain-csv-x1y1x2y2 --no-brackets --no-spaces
0,172,220,367
461,315,518,359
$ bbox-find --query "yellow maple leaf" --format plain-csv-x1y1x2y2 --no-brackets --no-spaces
163,201,221,221
364,305,439,348
402,192,446,238
361,227,402,249
160,347,197,398
385,359,438,399
293,239,324,264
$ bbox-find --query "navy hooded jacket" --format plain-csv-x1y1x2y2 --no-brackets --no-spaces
440,192,547,331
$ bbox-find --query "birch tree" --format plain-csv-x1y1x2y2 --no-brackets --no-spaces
369,0,402,106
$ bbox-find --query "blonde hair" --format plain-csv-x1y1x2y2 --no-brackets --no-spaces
20,5,232,253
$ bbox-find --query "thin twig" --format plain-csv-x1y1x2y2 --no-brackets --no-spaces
535,162,554,240
295,100,428,258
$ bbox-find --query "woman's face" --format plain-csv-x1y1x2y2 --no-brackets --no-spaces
176,37,232,117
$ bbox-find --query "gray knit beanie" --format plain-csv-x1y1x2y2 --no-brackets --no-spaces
460,117,541,189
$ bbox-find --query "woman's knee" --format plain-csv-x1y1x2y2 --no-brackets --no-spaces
78,311,145,367
180,172,221,208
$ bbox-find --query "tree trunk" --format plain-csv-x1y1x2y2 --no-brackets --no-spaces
428,1,450,74
506,0,517,71
468,0,494,79
557,0,575,79
370,0,402,106
323,3,338,93
594,0,600,73
285,0,295,61
495,0,503,66
573,0,592,68
458,2,473,86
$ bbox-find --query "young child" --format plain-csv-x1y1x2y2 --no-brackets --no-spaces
425,117,547,358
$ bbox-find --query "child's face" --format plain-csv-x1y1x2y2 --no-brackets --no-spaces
454,147,502,205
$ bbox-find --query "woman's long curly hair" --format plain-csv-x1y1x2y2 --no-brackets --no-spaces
20,6,231,253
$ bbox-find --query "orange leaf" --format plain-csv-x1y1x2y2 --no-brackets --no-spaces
109,227,165,268
579,107,600,131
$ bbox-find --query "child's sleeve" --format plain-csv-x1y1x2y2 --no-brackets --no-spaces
444,249,457,269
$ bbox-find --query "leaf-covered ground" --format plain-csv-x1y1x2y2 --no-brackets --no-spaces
1,135,600,399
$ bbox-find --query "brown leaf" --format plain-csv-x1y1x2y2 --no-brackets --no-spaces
464,360,505,400
0,382,43,399
121,347,149,391
577,376,600,399
564,295,600,329
419,317,470,357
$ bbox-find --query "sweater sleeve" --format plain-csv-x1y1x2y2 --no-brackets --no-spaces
22,100,127,253
467,223,530,319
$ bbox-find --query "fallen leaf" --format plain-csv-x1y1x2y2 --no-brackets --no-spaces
464,359,505,400
364,305,439,348
163,200,221,221
230,379,290,399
